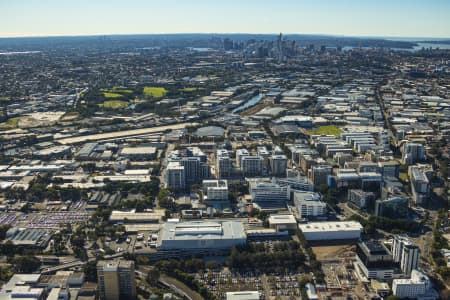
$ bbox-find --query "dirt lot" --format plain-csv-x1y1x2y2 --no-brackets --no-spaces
311,244,355,261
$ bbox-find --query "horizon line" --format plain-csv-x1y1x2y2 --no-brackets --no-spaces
0,32,449,40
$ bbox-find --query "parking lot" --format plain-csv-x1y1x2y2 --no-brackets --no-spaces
195,269,310,300
196,270,265,300
0,211,90,229
266,273,302,299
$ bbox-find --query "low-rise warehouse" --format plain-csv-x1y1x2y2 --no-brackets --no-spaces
157,220,246,251
298,221,363,241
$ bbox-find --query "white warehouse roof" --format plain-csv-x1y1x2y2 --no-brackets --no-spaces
299,221,362,233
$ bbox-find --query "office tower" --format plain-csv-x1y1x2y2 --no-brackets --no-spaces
216,149,232,178
166,161,185,190
235,149,249,168
409,166,430,206
97,260,136,300
250,181,288,210
402,143,425,165
257,146,270,174
270,155,287,177
181,156,201,184
241,156,263,177
309,165,332,186
392,235,420,276
355,241,394,280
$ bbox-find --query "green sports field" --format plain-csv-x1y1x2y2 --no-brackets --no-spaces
143,87,167,98
309,125,343,137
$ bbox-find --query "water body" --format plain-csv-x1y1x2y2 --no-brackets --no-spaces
0,51,41,55
413,42,450,50
342,42,450,52
188,47,215,52
232,93,264,113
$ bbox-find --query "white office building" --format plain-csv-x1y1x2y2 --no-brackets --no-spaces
293,191,326,218
202,179,229,202
392,270,433,299
250,181,288,210
392,235,420,276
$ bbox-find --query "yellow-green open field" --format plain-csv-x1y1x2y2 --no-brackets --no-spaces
181,87,204,92
98,100,129,109
309,125,343,137
0,117,20,129
103,92,124,99
143,87,167,98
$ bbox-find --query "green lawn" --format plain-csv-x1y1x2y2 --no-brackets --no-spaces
143,87,167,98
399,173,409,182
110,87,133,94
309,125,343,137
98,100,129,109
0,96,11,101
182,87,204,92
0,117,20,129
103,92,124,99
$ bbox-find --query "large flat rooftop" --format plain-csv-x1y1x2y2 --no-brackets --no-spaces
299,221,362,233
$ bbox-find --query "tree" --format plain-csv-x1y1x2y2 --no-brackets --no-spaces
0,240,15,256
83,260,98,282
9,256,41,273
146,268,160,286
0,225,11,240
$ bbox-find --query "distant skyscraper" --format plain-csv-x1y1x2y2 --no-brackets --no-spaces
277,32,283,62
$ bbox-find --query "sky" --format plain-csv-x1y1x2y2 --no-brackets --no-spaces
0,0,449,38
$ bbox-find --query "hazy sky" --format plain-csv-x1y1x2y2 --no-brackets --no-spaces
1,0,449,38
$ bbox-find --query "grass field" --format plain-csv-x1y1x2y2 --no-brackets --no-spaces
103,92,124,99
0,96,11,101
98,100,129,109
182,87,204,92
399,173,409,182
309,125,343,137
110,87,133,94
0,117,20,129
143,87,167,98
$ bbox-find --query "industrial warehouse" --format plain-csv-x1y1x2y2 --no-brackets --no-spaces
298,221,363,241
157,220,247,251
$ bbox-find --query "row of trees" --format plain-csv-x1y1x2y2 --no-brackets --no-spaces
153,259,216,299
348,214,421,234
296,231,325,283
430,210,450,282
228,242,306,273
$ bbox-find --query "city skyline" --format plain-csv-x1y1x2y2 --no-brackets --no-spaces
1,0,450,38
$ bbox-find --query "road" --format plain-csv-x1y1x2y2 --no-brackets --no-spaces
56,122,198,145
